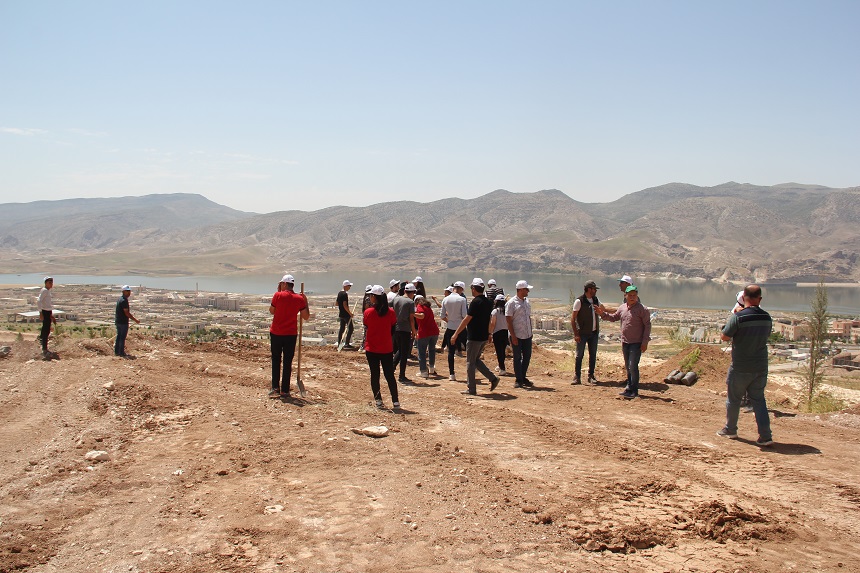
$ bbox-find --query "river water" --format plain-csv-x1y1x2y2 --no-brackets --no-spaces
3,272,858,314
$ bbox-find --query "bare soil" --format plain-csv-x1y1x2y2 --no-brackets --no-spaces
2,333,859,573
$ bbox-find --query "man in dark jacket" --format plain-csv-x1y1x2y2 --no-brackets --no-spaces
571,280,605,385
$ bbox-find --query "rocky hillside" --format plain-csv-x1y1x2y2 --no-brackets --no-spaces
0,184,857,282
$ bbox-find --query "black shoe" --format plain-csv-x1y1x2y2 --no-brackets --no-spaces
571,376,581,385
522,378,533,387
398,377,413,384
621,390,638,399
514,381,524,388
490,377,499,391
619,387,631,395
461,389,476,396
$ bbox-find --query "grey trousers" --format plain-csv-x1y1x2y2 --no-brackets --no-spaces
466,340,495,393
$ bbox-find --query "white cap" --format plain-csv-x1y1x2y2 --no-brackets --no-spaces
121,285,132,291
618,275,633,284
516,280,533,290
444,285,453,293
454,281,466,289
44,276,53,282
404,282,416,292
495,293,506,301
736,290,745,305
413,294,425,302
342,280,353,287
280,274,295,284
487,279,496,286
365,284,372,292
370,285,385,296
471,277,484,287
389,279,400,287
413,276,423,283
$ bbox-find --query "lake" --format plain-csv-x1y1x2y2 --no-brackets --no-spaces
3,272,858,315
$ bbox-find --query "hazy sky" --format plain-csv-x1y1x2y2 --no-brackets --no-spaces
2,1,858,214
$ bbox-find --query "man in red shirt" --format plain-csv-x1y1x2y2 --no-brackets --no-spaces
269,274,310,398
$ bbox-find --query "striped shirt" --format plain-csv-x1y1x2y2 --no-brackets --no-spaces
722,306,772,372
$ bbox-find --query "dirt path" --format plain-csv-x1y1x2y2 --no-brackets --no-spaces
1,336,859,572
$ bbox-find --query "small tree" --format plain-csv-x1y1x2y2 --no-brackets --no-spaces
803,279,829,408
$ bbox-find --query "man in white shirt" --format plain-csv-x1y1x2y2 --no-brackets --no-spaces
37,276,57,358
440,281,468,381
506,280,534,388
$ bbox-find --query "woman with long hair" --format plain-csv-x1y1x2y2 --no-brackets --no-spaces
489,293,509,376
363,285,400,409
413,294,440,378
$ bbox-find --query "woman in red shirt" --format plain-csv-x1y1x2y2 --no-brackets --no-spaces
413,294,440,378
363,285,399,409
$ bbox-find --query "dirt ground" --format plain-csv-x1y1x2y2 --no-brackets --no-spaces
1,332,859,573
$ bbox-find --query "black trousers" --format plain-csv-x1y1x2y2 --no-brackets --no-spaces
492,329,508,371
338,317,354,345
391,331,412,379
40,311,52,352
270,333,298,392
366,351,399,403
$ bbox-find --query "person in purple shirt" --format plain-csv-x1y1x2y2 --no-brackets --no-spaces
600,285,651,399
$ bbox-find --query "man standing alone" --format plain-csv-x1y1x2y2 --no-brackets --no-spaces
269,275,310,398
115,285,140,358
37,276,57,358
337,280,355,351
506,280,534,389
571,280,604,385
452,278,500,395
600,285,651,399
716,284,774,446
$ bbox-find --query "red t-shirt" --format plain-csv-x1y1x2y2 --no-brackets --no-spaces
363,307,396,353
415,302,440,339
269,291,307,335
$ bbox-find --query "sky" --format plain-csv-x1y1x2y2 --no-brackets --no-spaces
2,1,858,214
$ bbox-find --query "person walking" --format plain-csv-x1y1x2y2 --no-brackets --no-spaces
37,276,57,358
413,294,440,378
363,285,400,410
571,280,605,385
115,285,141,358
391,282,418,383
485,279,504,303
336,280,355,351
489,293,509,375
441,282,468,381
506,280,534,388
268,275,310,398
600,285,651,399
716,284,774,446
451,278,500,395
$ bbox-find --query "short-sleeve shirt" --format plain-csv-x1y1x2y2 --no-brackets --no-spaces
505,296,533,339
337,290,350,319
392,295,416,332
363,307,397,353
722,306,772,372
441,293,468,330
491,307,508,334
465,295,492,342
115,296,130,325
573,297,598,333
269,291,307,336
415,302,440,339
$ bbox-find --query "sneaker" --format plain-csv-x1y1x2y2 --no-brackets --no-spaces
449,374,456,381
393,401,401,409
619,387,631,395
716,428,738,439
343,343,356,350
375,399,384,409
268,389,280,398
588,375,598,385
461,389,476,396
399,377,413,384
571,376,581,385
490,377,499,391
498,369,507,376
514,381,524,388
622,392,638,400
456,351,465,358
419,370,429,379
521,379,533,387
429,367,436,375
742,405,755,413
756,437,774,447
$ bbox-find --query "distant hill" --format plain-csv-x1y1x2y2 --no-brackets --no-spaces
0,184,857,282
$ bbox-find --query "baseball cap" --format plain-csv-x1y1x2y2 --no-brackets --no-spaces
413,294,425,303
404,283,417,292
44,276,53,282
625,285,639,293
454,281,466,289
487,279,496,286
413,276,423,283
370,285,385,296
365,284,372,292
444,285,453,293
584,280,599,290
618,275,633,284
736,290,745,305
121,285,132,291
471,277,484,287
280,274,295,284
342,280,353,287
516,280,533,290
389,279,400,287
495,293,505,301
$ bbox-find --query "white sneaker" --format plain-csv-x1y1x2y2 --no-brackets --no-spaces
498,369,507,376
449,374,456,381
419,370,429,379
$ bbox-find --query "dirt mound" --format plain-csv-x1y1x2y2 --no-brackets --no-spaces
641,344,730,390
688,500,792,543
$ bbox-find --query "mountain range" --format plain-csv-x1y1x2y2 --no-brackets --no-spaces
1,183,858,282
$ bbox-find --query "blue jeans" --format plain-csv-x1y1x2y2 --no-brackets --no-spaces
511,336,533,383
622,342,642,394
724,366,772,440
416,335,438,373
115,322,129,356
575,330,599,379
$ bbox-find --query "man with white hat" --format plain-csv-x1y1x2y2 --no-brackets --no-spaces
441,282,468,381
37,276,57,358
485,279,504,303
618,275,634,304
115,285,141,358
387,279,400,306
269,274,310,398
506,280,534,388
392,282,418,382
336,280,355,351
451,278,500,395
